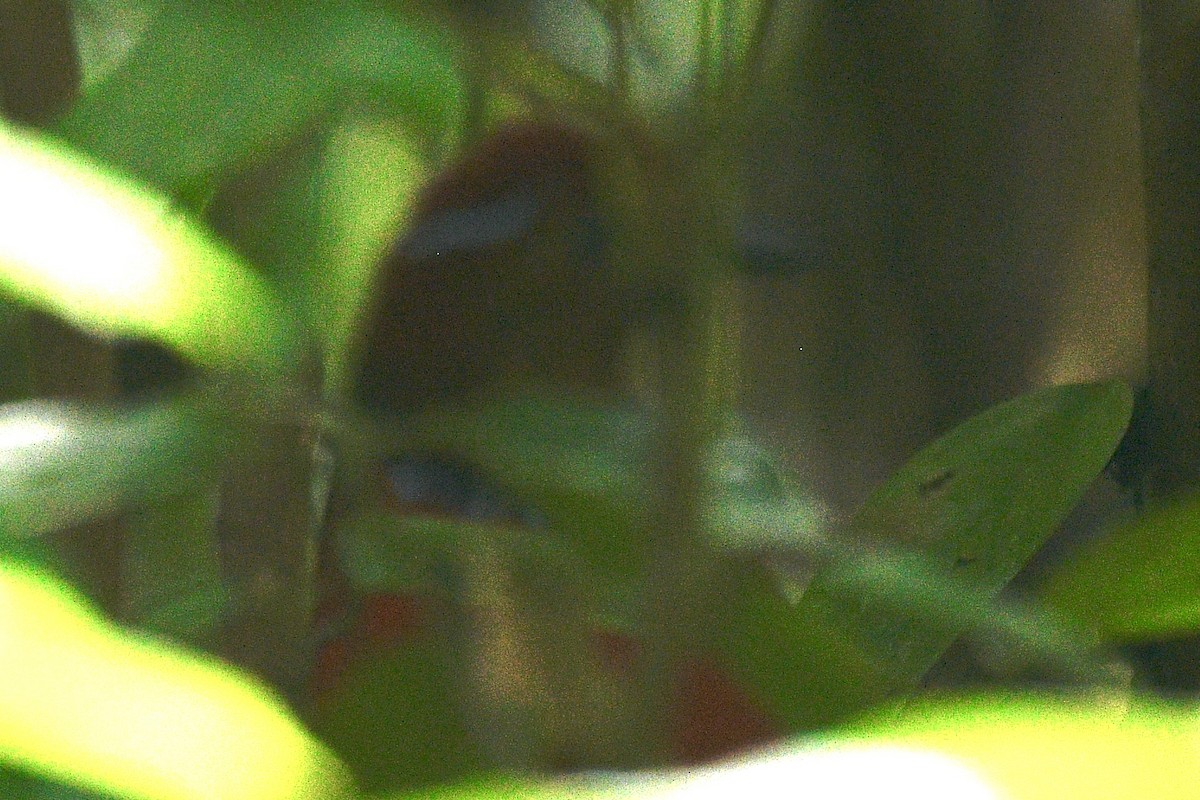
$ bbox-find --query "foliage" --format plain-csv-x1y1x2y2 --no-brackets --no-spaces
0,2,1193,800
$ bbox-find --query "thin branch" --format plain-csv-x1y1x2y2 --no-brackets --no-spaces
739,0,779,102
718,0,734,92
695,0,716,110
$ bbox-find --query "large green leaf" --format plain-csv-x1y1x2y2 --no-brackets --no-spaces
0,398,227,538
709,382,1130,734
0,561,352,800
0,122,303,379
795,381,1132,685
311,634,487,794
374,692,1200,800
1039,496,1200,643
206,115,427,395
57,1,459,194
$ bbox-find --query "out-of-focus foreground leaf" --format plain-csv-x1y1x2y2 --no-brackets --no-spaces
207,116,427,398
716,382,1133,730
1040,495,1200,643
0,397,227,539
58,0,459,195
0,561,353,800
0,121,302,380
312,633,488,794
338,393,827,591
376,692,1200,800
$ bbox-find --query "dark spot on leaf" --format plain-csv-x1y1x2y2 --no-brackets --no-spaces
918,469,955,495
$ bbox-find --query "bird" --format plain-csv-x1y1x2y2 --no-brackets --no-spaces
352,120,625,419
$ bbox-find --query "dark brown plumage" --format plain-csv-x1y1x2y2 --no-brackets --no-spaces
354,122,625,416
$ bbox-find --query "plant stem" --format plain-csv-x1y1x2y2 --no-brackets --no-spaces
215,375,320,701
1136,4,1200,498
630,144,741,763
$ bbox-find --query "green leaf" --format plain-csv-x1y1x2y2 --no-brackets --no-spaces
826,692,1200,800
391,394,827,582
312,635,487,794
57,1,459,194
372,774,607,800
336,511,593,603
375,693,1200,799
1040,496,1200,643
0,561,353,800
711,383,1131,735
124,488,226,646
206,115,427,395
0,398,227,538
798,381,1133,685
0,122,303,380
711,562,898,732
314,118,428,399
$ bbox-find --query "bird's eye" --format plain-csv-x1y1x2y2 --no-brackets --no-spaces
383,453,543,529
400,189,542,260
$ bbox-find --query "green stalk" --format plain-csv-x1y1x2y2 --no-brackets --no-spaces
625,142,741,763
214,395,319,701
1136,4,1200,499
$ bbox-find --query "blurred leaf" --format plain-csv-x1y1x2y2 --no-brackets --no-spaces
57,1,459,194
798,381,1132,684
337,509,589,586
0,398,227,538
124,488,225,646
374,773,605,800
371,394,647,581
385,394,826,583
70,0,161,90
208,115,427,396
0,121,303,380
373,693,1200,799
533,0,699,119
710,383,1130,734
0,561,353,800
703,433,829,551
317,118,427,399
0,765,111,799
826,692,1200,800
1040,496,1200,643
711,562,896,732
312,635,487,794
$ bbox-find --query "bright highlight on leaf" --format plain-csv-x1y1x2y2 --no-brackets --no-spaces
396,694,1200,800
0,122,302,380
576,694,1200,800
0,562,352,800
0,399,227,538
828,693,1200,800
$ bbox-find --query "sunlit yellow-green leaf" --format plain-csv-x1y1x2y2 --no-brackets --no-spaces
381,693,1200,800
0,561,352,800
822,692,1200,800
0,122,303,380
317,117,426,399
